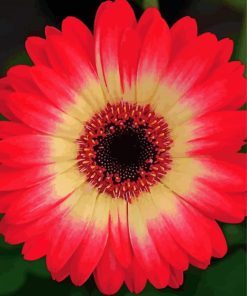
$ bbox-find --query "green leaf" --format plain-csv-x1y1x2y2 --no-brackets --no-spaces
134,0,143,7
178,266,202,295
124,291,162,296
69,286,89,296
143,0,159,9
26,258,50,278
91,289,102,296
0,50,32,119
124,284,162,296
233,16,246,71
194,250,246,296
239,144,247,153
222,221,246,247
0,256,26,295
222,0,245,10
0,114,7,121
0,235,20,252
17,276,72,296
91,284,128,296
3,51,32,74
240,102,247,110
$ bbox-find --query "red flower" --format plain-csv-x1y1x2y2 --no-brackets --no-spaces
0,0,246,294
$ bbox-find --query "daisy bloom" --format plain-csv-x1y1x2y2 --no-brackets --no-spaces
0,0,246,294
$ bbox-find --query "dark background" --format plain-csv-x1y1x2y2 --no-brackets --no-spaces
0,0,246,295
0,0,246,73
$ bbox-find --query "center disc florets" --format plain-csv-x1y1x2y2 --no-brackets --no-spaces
78,102,172,201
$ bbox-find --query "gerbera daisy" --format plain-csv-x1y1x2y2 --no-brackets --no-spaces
0,0,246,294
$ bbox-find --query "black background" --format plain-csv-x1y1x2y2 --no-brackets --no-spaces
0,0,245,74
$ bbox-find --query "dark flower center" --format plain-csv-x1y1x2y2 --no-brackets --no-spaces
94,119,156,183
78,102,172,201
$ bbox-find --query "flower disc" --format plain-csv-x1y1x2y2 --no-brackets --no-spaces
78,102,172,200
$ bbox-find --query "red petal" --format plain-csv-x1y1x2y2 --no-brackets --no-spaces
0,90,18,121
94,0,136,99
189,257,210,269
31,65,98,122
70,196,110,286
3,168,82,224
46,188,98,273
163,199,212,262
142,194,189,270
62,16,94,65
22,234,48,260
45,25,61,37
0,161,74,191
128,201,170,288
0,209,58,244
0,135,75,167
179,181,246,223
119,28,140,99
199,157,247,192
45,34,96,87
188,111,246,155
149,218,189,271
7,92,81,139
213,38,233,66
7,65,40,93
0,191,19,213
168,268,184,289
170,16,197,59
180,62,246,116
124,257,147,294
52,262,70,282
94,242,124,295
109,200,132,268
166,33,218,93
136,8,171,101
0,77,12,90
25,37,50,66
202,219,227,258
0,121,35,139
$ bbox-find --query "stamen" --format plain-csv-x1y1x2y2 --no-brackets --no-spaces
77,102,172,202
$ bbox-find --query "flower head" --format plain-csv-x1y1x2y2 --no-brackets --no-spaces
0,0,246,294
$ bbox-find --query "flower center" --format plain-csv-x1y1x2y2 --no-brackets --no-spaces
95,119,157,181
78,102,172,201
